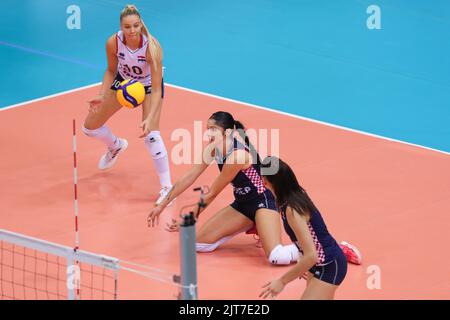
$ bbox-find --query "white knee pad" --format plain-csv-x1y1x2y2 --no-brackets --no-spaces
287,243,301,262
144,131,167,159
268,244,299,265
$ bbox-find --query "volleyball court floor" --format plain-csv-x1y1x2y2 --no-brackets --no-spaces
0,84,449,299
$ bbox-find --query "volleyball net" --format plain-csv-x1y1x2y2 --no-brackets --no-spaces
0,218,197,300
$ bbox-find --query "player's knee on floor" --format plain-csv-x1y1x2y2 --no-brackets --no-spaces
144,131,167,159
268,244,299,265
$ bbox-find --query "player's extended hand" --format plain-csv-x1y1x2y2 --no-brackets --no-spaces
139,118,151,138
87,95,105,113
165,218,180,232
259,279,285,299
147,205,164,227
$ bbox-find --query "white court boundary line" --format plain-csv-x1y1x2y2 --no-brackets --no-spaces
0,82,101,111
1,82,449,156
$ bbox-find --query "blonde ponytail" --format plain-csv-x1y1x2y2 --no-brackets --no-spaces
140,19,162,69
120,4,162,69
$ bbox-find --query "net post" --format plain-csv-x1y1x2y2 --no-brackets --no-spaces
179,212,197,300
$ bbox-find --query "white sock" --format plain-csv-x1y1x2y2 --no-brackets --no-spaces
196,235,233,252
196,226,250,252
82,125,120,150
144,131,172,188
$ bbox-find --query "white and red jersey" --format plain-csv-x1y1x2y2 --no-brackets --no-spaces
115,30,153,86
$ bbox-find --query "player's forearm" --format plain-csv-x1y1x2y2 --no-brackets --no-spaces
145,90,162,122
159,171,197,208
99,69,116,96
279,254,317,285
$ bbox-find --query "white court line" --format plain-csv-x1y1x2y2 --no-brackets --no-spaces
1,82,449,156
0,83,102,111
168,84,450,156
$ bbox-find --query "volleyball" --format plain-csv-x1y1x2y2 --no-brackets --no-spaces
116,79,145,108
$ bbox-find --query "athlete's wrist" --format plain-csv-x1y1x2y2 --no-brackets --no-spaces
157,201,167,210
279,277,289,286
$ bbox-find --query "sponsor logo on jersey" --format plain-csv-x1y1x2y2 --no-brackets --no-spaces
234,186,252,196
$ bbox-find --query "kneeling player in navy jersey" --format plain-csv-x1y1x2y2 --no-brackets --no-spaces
148,111,300,266
260,156,358,299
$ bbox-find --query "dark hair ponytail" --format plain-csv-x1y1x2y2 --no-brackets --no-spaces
209,111,261,164
262,156,318,216
233,120,249,146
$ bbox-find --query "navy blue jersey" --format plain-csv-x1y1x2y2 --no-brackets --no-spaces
280,203,340,266
216,139,266,202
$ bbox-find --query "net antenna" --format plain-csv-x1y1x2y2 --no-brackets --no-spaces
71,119,81,299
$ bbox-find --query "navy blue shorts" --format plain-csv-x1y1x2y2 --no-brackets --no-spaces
309,248,347,285
110,73,164,98
230,189,277,222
